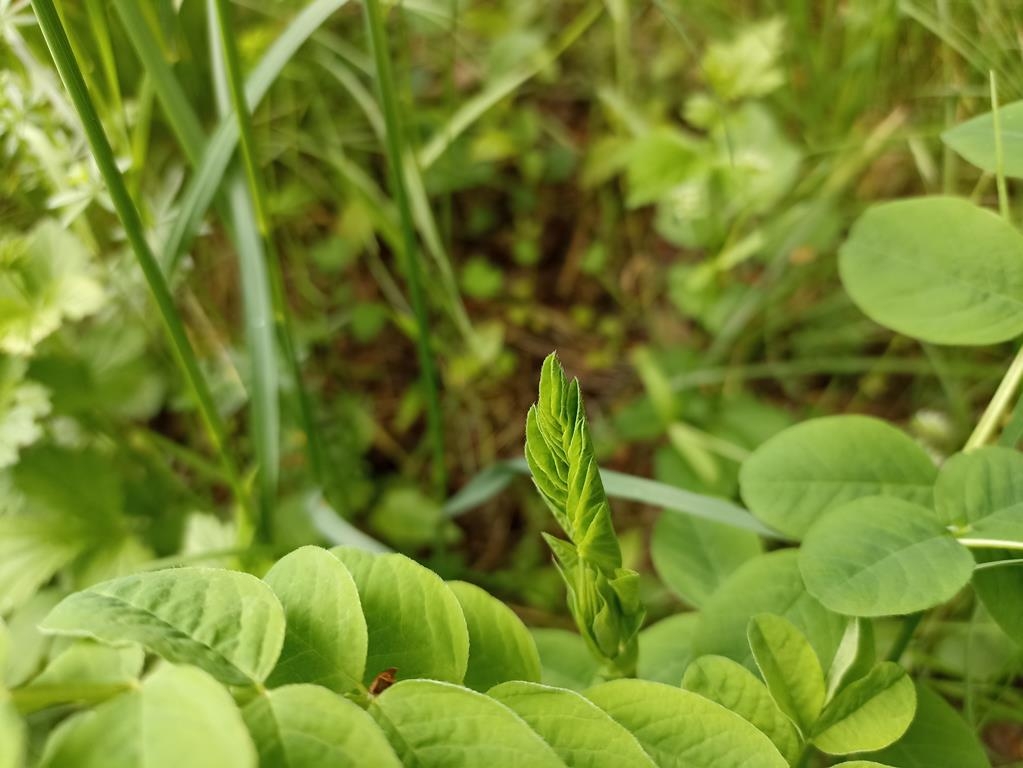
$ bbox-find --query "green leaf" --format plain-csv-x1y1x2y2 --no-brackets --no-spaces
942,101,1023,179
0,701,22,768
873,682,989,768
446,580,541,691
799,497,975,617
16,641,144,713
702,18,785,101
624,129,704,208
0,516,85,615
693,550,846,670
682,655,801,764
937,448,1023,644
747,613,826,735
935,447,1023,525
489,681,655,767
739,415,936,539
243,684,401,768
40,568,285,686
636,613,699,685
331,547,469,685
826,619,876,699
40,664,256,768
0,356,50,470
839,197,1023,345
811,662,916,755
651,511,761,608
0,222,105,355
369,679,564,767
586,679,788,767
531,629,599,690
262,546,367,692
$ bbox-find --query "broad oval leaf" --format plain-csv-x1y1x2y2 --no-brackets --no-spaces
331,547,469,685
263,546,367,692
17,641,144,713
942,101,1023,179
682,655,801,764
974,551,1023,647
489,681,655,768
839,197,1023,345
826,619,876,700
811,662,916,755
739,416,936,539
0,702,22,768
637,613,699,685
747,613,826,735
585,678,788,768
799,497,974,617
693,550,846,670
935,446,1023,526
651,511,761,607
40,664,256,768
873,682,989,768
369,679,564,767
243,684,400,768
446,580,541,691
40,568,285,686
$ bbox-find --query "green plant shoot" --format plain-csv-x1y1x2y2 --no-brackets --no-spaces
525,353,644,677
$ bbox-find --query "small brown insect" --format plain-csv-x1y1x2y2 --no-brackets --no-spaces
368,667,398,695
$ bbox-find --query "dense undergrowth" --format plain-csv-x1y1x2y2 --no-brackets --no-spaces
3,0,1023,765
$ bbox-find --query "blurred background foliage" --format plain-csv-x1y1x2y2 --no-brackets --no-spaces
3,0,1023,716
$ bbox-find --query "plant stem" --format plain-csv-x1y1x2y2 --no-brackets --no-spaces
886,612,924,664
363,0,447,497
990,70,1010,221
965,342,1023,450
29,0,247,507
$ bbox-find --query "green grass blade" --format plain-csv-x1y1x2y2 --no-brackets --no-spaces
161,0,353,275
363,0,446,496
443,459,783,540
28,0,244,506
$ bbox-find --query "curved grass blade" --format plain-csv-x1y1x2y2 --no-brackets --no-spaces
28,0,244,509
444,458,783,539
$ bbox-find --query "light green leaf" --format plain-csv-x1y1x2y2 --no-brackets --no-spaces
0,356,50,470
489,681,655,768
0,222,105,355
532,629,599,690
873,682,989,768
799,497,975,616
262,546,367,692
637,613,699,685
693,550,846,670
739,415,936,539
3,590,61,687
0,516,84,615
935,447,1023,525
370,679,564,767
586,679,788,767
40,664,256,768
942,101,1023,179
748,613,826,735
839,197,1023,345
331,547,468,685
41,568,285,686
938,449,1023,645
682,655,801,764
446,580,541,691
243,684,401,768
836,763,898,767
16,641,143,713
651,511,761,608
624,129,704,209
826,619,876,700
0,702,22,768
702,17,785,101
811,662,916,755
